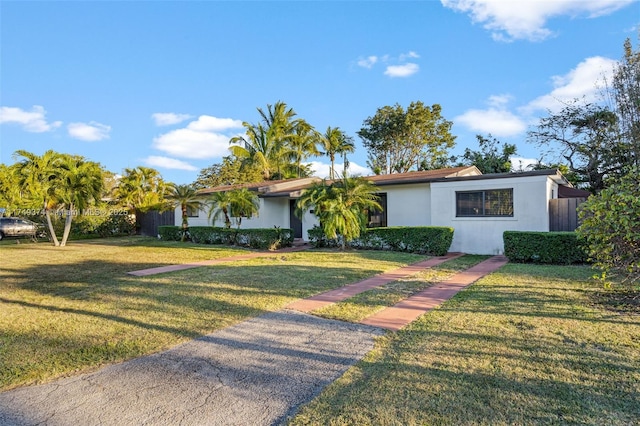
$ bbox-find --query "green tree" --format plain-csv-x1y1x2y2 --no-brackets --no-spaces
577,167,640,287
459,134,517,174
114,166,169,213
528,103,620,192
296,177,381,250
358,101,456,174
166,184,203,241
609,36,640,169
13,149,65,246
192,156,263,189
230,101,318,180
57,156,105,246
319,127,356,179
287,121,320,178
0,163,22,216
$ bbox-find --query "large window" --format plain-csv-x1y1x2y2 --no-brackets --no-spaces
456,189,513,217
368,193,387,227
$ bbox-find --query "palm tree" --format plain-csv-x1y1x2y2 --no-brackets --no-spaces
229,101,318,180
114,166,169,213
226,188,260,229
57,156,104,246
230,123,277,180
208,191,234,228
208,188,260,230
296,176,381,250
288,122,321,177
319,127,355,180
13,149,64,246
166,184,203,241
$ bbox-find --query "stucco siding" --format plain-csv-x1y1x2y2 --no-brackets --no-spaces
384,183,431,227
430,175,552,254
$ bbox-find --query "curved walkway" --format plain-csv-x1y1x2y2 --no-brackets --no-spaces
1,254,508,426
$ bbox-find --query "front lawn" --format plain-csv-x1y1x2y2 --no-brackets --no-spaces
290,263,640,425
0,238,423,390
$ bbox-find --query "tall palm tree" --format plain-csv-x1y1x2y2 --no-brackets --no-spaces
13,149,64,246
319,127,355,180
288,122,321,178
57,156,104,246
230,123,277,180
166,184,203,241
296,176,381,250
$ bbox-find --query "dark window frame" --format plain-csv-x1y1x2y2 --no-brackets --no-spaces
367,193,387,228
456,188,514,217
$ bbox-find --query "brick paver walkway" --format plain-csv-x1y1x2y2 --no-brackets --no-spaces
285,252,464,312
360,255,509,330
127,245,310,276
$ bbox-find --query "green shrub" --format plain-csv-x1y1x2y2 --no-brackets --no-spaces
308,226,454,256
577,167,640,286
158,226,183,241
160,226,294,250
503,231,588,264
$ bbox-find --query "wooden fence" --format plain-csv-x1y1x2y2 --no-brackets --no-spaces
549,198,587,232
136,210,175,237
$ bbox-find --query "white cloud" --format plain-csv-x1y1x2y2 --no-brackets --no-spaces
152,115,244,160
186,115,243,132
510,156,540,172
143,155,198,171
151,112,192,126
384,63,420,78
67,121,111,141
0,105,62,132
455,95,527,137
357,56,378,69
524,56,617,113
441,0,634,41
306,161,372,179
399,51,420,61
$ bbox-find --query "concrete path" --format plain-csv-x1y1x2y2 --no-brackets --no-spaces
0,311,382,426
360,255,509,330
127,245,309,277
286,252,464,313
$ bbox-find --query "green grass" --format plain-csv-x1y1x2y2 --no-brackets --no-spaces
290,263,640,426
314,255,491,322
0,238,424,391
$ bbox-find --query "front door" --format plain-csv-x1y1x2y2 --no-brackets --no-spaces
289,199,303,238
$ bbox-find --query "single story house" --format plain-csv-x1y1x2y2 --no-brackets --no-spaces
179,166,578,254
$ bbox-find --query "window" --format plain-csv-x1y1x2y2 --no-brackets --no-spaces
368,193,387,228
186,206,199,217
456,189,513,217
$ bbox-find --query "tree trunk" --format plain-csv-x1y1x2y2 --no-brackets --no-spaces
60,205,74,246
44,201,60,246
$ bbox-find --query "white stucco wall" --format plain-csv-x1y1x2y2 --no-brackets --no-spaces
383,183,431,227
430,175,554,254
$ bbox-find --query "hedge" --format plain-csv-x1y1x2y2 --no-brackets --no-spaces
503,231,588,264
308,226,454,256
158,226,294,250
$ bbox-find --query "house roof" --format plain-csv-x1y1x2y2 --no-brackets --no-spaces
196,167,571,199
558,185,591,198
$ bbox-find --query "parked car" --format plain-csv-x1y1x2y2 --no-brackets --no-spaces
0,217,45,240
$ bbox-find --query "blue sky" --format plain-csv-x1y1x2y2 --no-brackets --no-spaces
1,0,638,184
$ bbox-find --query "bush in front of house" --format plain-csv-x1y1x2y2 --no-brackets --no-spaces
308,226,454,256
158,226,294,250
503,231,588,264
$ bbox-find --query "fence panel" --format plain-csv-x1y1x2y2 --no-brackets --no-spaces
549,198,586,232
